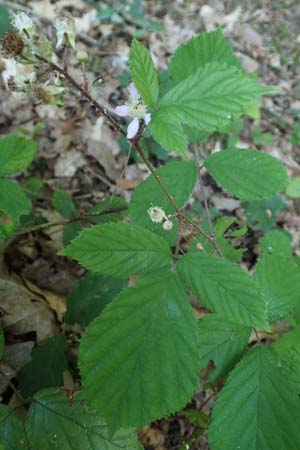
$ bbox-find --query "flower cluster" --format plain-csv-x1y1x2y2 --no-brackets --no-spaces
114,82,151,139
147,206,173,231
1,12,80,105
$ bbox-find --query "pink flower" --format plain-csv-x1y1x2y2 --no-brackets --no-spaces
114,82,151,139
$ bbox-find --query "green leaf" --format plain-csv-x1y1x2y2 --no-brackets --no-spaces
0,179,31,227
208,346,300,450
90,196,127,224
130,39,158,108
0,135,37,176
65,272,126,326
0,326,3,358
0,6,11,37
169,28,241,85
254,254,300,322
25,389,141,450
155,62,277,136
259,229,292,257
204,149,288,200
0,405,27,450
198,314,251,384
79,272,201,430
129,160,197,245
273,328,300,356
241,195,285,232
18,334,67,397
286,177,300,198
52,189,76,219
62,222,82,246
150,109,188,155
60,223,172,278
177,252,268,329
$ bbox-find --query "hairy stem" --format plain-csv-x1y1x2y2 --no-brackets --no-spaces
34,54,219,252
15,207,127,236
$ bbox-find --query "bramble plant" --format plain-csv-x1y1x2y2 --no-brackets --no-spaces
1,10,300,450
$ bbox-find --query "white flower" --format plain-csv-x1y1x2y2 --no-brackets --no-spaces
11,12,36,37
2,58,35,92
114,82,151,139
163,219,173,231
148,206,166,223
54,17,76,49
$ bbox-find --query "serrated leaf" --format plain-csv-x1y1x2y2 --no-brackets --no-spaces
60,223,172,278
254,254,300,322
0,179,30,227
286,177,300,198
156,62,276,136
208,346,300,450
242,195,285,232
62,222,82,246
79,272,201,430
0,5,11,37
259,229,292,257
65,271,126,326
169,28,241,85
130,39,158,108
177,252,268,329
204,148,288,200
198,314,251,384
0,135,37,176
18,334,67,397
150,109,188,155
273,328,300,356
52,189,76,219
129,160,197,245
90,196,127,224
25,389,141,450
0,405,27,450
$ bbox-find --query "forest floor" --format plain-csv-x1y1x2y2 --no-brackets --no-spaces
0,0,300,449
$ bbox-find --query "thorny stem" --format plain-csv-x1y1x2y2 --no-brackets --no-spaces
34,54,220,253
14,207,127,236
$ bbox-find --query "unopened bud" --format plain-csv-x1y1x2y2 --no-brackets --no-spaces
76,50,88,62
163,219,173,231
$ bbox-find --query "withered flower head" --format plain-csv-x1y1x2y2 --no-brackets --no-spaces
1,31,24,58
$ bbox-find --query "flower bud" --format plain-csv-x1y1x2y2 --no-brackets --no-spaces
163,219,173,231
54,17,76,50
76,50,88,62
11,12,36,38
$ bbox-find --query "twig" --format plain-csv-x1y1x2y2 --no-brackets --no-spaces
34,55,219,252
14,206,127,236
194,148,222,256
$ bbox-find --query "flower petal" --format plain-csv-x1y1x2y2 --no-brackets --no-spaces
128,82,139,101
127,117,139,139
144,113,151,125
114,105,130,117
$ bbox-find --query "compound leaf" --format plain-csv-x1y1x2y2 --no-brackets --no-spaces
18,334,67,397
208,346,300,450
177,252,268,329
169,28,240,85
130,39,158,108
155,62,277,136
0,405,27,450
79,272,201,430
254,254,300,322
60,222,172,278
204,149,288,200
0,135,37,176
129,160,197,245
25,389,141,450
198,314,251,384
65,272,126,326
0,179,30,227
